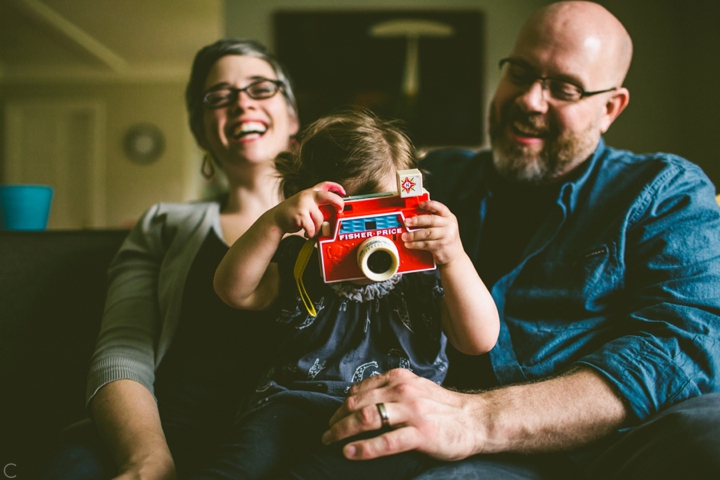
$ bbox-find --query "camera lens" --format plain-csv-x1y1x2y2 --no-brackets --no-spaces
367,250,393,274
356,236,400,281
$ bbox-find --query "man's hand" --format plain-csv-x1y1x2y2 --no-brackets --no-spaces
322,367,628,461
322,369,485,461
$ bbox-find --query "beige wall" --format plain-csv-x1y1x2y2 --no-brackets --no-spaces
0,0,222,228
1,80,197,227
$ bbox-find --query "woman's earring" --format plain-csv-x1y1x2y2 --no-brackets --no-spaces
201,153,215,179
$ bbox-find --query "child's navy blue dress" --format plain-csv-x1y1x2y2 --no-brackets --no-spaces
196,235,448,480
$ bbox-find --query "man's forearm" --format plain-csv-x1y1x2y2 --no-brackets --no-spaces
472,367,628,454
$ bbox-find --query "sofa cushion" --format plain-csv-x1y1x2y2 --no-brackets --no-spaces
0,230,128,468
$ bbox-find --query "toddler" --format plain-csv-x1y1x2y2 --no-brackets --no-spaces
207,110,499,480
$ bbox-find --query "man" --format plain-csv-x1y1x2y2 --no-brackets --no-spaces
322,2,720,478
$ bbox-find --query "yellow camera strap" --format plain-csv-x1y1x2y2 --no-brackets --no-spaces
294,238,317,317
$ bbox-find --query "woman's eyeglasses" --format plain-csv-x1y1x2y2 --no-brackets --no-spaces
202,79,284,108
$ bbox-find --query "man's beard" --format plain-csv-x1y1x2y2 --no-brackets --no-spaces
489,100,599,183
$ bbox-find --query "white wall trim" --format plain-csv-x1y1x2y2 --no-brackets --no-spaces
0,65,189,84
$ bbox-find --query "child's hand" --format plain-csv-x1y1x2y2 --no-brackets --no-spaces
273,182,345,238
401,200,463,266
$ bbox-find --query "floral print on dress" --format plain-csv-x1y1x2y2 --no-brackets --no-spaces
244,236,448,409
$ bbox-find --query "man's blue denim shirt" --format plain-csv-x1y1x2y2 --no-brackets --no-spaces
423,138,720,422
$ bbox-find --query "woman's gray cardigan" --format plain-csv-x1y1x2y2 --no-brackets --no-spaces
86,201,222,405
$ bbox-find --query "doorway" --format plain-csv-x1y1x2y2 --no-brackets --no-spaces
4,100,106,229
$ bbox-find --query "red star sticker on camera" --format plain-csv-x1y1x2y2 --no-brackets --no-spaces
400,177,417,194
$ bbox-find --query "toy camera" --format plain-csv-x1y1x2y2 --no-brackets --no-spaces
317,169,436,283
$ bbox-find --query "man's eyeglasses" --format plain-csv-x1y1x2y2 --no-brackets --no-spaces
499,58,616,102
202,79,284,109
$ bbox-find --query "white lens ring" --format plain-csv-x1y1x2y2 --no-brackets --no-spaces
357,236,400,281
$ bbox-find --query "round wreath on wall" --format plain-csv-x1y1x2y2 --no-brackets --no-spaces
123,123,165,165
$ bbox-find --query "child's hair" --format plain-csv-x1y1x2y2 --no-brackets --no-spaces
276,109,417,198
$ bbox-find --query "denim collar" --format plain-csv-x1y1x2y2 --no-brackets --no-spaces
559,136,607,215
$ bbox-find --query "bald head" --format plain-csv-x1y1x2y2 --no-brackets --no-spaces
489,1,633,183
515,1,632,87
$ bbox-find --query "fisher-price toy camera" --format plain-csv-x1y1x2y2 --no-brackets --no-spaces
317,169,436,283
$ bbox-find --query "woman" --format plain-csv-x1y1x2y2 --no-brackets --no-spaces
45,39,299,480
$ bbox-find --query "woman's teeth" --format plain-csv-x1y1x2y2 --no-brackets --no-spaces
233,121,268,138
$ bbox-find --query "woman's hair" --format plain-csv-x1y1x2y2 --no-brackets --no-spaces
276,109,417,198
185,38,298,147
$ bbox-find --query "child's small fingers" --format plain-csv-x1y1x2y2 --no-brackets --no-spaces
401,227,437,244
405,213,445,229
316,190,345,211
403,238,440,252
419,200,451,216
316,181,347,197
404,238,455,263
299,215,316,238
310,209,325,237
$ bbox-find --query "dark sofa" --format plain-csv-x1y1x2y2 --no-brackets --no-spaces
0,230,129,477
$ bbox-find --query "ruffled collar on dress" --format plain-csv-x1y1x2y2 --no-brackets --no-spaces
328,275,402,302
